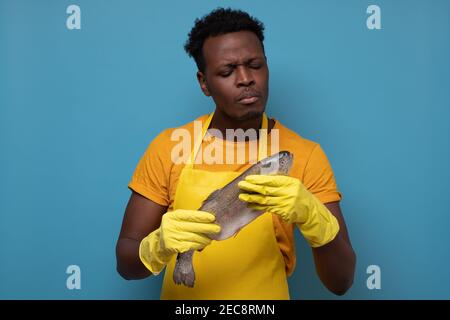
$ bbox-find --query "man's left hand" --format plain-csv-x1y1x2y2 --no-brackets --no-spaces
238,175,311,224
238,174,340,248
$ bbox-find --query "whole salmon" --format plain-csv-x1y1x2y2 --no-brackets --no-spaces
173,151,293,287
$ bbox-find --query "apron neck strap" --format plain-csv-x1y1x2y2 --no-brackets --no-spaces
187,112,268,167
258,113,268,161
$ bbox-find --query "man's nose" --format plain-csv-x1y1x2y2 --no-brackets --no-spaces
235,66,255,87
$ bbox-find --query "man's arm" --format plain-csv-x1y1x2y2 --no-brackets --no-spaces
312,201,356,295
116,191,167,280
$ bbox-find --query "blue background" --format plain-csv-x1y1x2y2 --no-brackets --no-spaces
1,0,449,299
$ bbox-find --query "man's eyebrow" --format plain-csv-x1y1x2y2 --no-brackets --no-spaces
217,57,264,68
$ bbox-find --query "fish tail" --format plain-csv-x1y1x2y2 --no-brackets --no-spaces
173,250,195,287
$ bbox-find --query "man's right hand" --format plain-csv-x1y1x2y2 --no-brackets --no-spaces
139,209,221,274
159,209,221,253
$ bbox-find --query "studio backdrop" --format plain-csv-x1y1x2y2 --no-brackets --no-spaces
1,0,449,299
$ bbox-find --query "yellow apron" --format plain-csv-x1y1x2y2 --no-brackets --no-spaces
161,112,290,300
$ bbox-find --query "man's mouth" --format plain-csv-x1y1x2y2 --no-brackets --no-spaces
238,96,259,104
236,91,261,105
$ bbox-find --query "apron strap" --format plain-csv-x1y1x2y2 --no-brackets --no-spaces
186,112,269,167
186,112,214,168
258,114,268,161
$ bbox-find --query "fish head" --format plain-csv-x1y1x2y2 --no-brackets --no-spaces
259,151,293,175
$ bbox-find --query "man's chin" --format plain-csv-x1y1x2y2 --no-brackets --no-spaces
234,105,265,121
217,103,266,122
238,110,263,121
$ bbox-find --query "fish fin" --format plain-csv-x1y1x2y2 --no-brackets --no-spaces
173,251,195,287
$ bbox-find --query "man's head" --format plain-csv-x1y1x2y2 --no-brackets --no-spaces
184,8,269,121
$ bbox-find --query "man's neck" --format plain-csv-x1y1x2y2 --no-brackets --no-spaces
208,108,275,137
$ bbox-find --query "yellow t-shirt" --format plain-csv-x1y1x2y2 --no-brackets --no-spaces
128,114,342,276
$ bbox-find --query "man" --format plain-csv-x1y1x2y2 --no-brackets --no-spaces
116,8,356,299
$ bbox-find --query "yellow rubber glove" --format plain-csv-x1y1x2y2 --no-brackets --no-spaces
238,175,339,247
139,209,221,275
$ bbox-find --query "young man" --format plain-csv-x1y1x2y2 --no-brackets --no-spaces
116,8,356,299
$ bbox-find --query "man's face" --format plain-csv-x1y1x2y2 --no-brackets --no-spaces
197,31,269,121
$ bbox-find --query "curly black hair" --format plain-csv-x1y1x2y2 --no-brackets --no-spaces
184,7,265,72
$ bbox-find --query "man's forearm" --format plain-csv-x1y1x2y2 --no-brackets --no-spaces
312,232,356,295
116,238,152,280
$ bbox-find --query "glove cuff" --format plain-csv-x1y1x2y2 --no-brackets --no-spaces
139,228,173,275
297,196,340,248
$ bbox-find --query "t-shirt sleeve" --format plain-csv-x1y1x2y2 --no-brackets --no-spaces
303,144,342,204
128,130,172,206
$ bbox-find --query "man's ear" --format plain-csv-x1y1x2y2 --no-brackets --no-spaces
197,71,211,97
